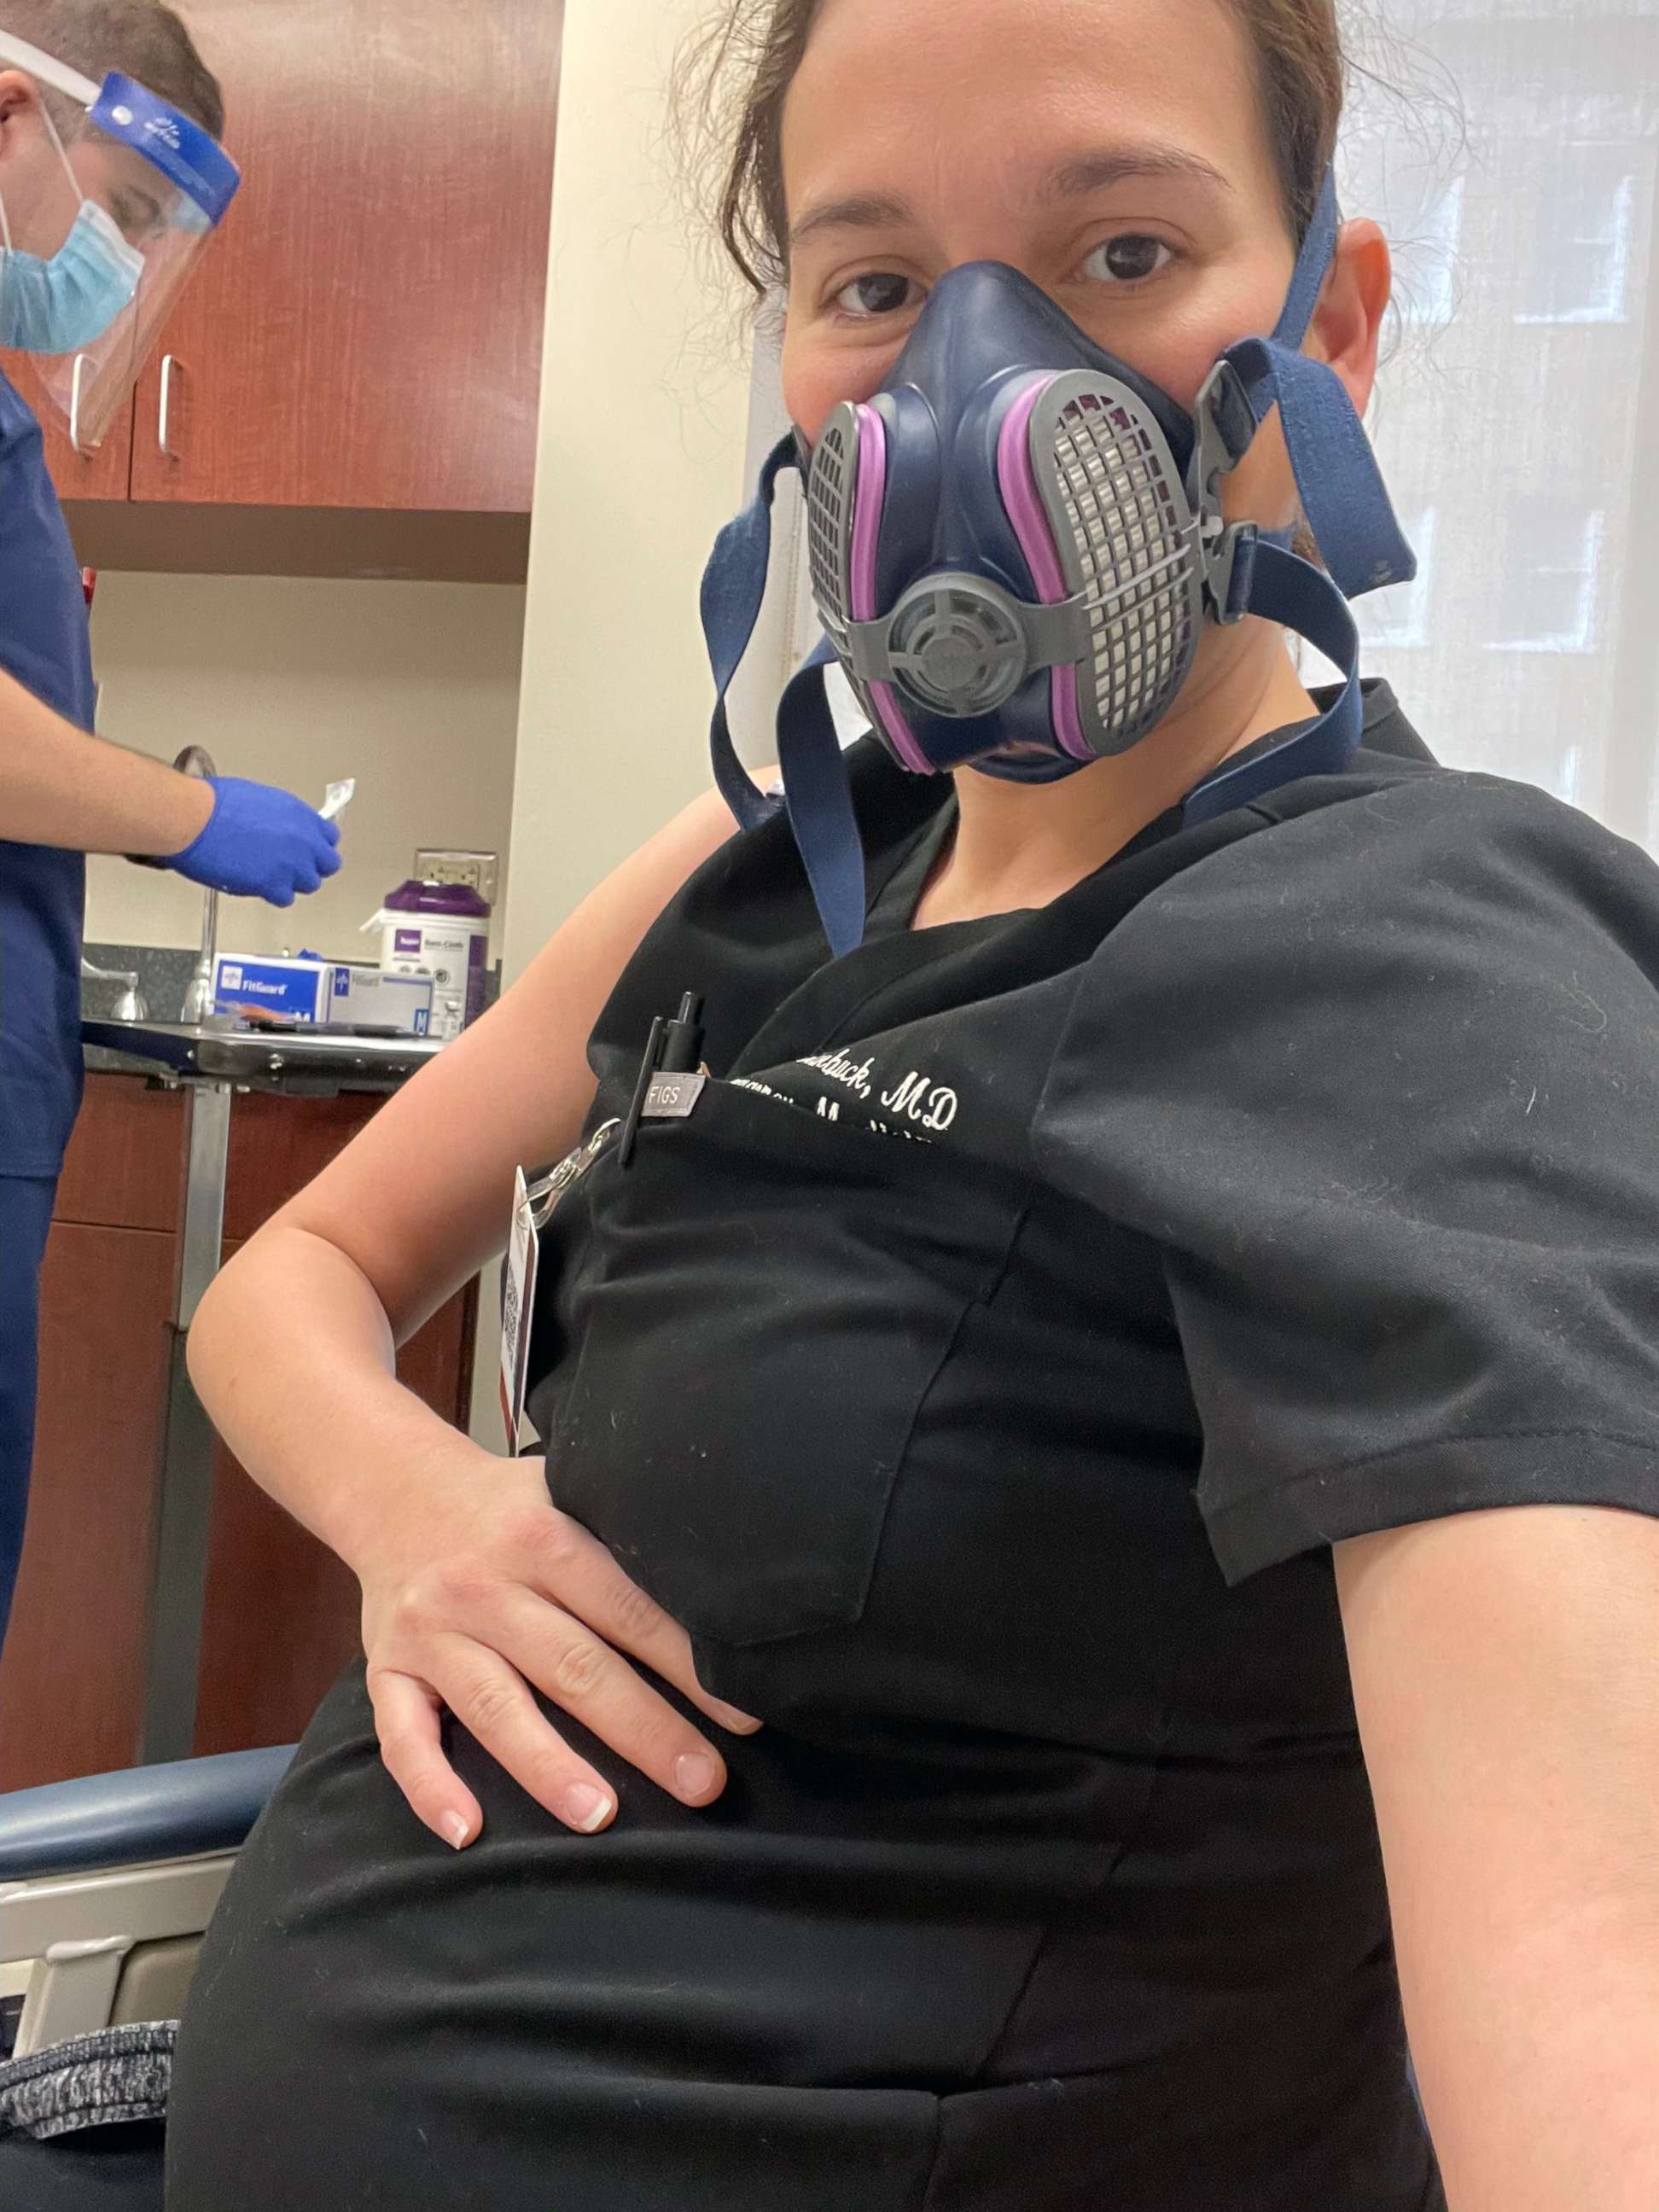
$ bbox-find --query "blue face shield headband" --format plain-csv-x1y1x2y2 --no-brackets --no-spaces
701,173,1416,958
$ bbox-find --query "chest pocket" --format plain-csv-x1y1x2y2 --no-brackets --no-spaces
528,1079,1030,1649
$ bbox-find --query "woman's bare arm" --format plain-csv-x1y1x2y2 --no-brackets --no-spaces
1336,1506,1659,2210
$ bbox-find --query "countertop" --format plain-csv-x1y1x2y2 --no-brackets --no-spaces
82,1017,443,1097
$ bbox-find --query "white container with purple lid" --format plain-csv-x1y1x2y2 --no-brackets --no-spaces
361,879,491,1043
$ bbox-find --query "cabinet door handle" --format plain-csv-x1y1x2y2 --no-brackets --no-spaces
68,352,90,455
158,353,182,458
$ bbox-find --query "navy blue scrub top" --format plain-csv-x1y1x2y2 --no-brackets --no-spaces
0,368,94,1179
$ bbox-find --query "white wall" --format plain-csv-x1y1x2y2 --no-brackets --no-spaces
500,0,755,983
459,0,759,1449
84,573,527,961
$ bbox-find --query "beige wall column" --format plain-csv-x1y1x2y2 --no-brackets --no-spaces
501,0,755,982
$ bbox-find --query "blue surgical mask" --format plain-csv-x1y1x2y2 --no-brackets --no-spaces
0,196,143,353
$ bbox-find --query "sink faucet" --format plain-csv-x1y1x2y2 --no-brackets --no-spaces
174,746,218,1023
80,956,148,1022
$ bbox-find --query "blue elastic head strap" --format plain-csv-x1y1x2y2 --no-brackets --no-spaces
702,434,798,839
1274,168,1340,349
703,170,1414,957
1176,167,1412,829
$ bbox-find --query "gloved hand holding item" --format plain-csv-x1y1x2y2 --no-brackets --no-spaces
166,777,343,906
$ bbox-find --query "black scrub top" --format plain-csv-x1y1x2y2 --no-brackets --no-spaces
170,681,1659,2212
515,681,1659,2209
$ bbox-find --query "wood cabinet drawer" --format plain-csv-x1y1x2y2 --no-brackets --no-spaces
9,1074,481,1786
125,0,561,519
221,1089,381,1243
0,1223,174,1789
55,1074,186,1233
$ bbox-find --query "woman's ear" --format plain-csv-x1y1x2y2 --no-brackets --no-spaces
1308,218,1392,416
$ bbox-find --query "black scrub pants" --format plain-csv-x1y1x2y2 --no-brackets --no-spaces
0,2126,165,2209
0,1173,55,1652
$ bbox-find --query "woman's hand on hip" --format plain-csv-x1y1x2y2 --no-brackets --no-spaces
356,1449,760,1846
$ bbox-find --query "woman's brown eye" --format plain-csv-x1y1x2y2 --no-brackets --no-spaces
835,271,914,318
1085,236,1174,285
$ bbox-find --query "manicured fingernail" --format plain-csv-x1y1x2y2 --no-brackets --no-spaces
714,1703,763,1735
440,1812,471,1851
563,1783,614,1834
675,1752,721,1802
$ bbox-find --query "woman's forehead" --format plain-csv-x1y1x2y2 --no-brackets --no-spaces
782,0,1278,215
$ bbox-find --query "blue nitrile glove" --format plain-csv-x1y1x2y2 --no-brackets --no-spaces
166,777,344,907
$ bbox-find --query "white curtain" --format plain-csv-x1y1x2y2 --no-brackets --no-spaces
1342,0,1659,851
740,0,1659,849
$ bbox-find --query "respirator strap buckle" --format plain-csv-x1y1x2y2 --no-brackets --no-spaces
1194,358,1256,499
1191,359,1261,626
1205,521,1260,626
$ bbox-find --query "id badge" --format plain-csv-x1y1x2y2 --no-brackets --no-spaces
498,1166,541,1451
498,1119,626,1449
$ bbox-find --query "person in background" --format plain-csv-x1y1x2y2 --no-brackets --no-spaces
0,0,341,1653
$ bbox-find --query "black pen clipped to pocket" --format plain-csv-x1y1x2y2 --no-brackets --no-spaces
618,992,706,1167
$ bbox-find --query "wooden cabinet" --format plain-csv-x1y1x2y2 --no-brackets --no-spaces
52,1071,185,1232
0,1221,178,1782
31,0,563,579
0,1074,480,1790
127,0,560,519
0,353,133,504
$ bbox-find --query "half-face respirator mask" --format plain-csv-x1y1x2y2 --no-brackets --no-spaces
702,174,1415,956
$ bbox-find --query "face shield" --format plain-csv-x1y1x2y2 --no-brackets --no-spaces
0,29,238,451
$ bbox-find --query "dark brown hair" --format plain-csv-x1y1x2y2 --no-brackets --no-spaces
1,0,224,138
680,0,1344,298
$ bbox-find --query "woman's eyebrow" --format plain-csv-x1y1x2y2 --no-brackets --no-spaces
788,191,913,252
788,147,1232,253
1041,146,1235,201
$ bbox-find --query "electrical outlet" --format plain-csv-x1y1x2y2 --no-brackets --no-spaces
414,849,498,905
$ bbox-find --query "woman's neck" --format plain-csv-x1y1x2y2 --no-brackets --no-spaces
911,631,1318,929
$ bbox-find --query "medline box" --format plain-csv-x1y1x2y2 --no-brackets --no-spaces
214,955,433,1035
325,963,433,1033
